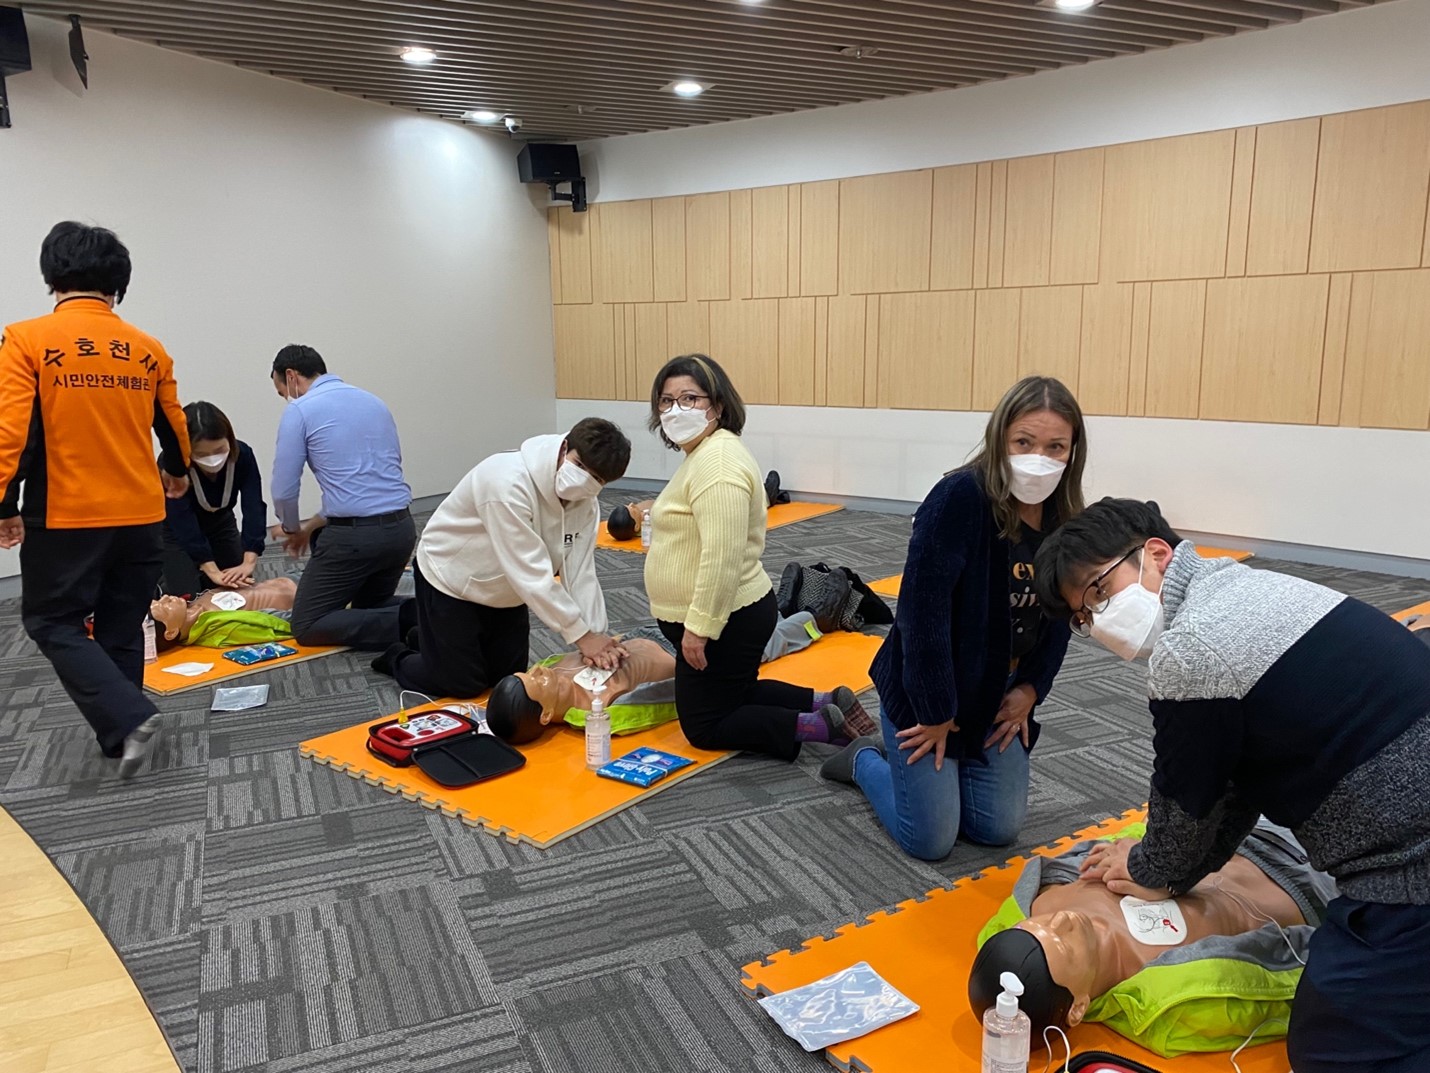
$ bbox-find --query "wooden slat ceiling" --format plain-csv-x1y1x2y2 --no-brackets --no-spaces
21,0,1375,140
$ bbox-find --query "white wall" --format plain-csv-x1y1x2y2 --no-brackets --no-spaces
0,16,556,577
570,0,1430,561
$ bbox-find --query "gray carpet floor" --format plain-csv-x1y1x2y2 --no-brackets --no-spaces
0,491,1425,1073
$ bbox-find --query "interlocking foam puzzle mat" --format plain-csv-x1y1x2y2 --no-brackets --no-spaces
143,640,345,695
741,808,1290,1073
1392,599,1430,622
757,630,880,694
869,574,902,599
598,500,845,552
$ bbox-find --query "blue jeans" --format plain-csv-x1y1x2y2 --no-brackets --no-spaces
852,707,1030,860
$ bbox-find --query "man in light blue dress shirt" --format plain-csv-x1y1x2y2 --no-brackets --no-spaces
270,344,415,650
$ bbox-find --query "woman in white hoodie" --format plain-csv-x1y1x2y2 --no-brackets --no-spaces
373,418,630,698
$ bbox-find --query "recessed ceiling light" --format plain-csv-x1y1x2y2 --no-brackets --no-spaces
1051,0,1099,9
662,79,711,98
463,109,500,123
399,46,437,65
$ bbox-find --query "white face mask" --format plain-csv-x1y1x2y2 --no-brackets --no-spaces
554,459,602,501
1008,453,1066,505
660,405,712,446
193,450,229,472
1089,550,1166,661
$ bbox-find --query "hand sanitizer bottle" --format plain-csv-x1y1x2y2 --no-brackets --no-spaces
143,615,158,664
981,971,1031,1073
585,683,611,770
641,509,652,550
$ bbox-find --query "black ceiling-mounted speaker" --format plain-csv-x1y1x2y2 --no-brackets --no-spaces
517,143,582,183
0,5,31,130
69,15,88,89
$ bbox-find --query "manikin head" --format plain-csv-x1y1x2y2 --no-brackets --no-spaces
607,504,637,542
150,594,190,641
486,673,546,745
969,916,1101,1039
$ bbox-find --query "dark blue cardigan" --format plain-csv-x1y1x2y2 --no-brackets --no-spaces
161,440,268,562
870,468,1071,762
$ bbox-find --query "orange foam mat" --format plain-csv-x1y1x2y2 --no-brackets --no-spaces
1392,599,1430,623
1194,545,1254,562
143,640,346,695
759,630,880,694
300,702,733,849
741,808,1289,1073
598,500,845,552
869,574,902,599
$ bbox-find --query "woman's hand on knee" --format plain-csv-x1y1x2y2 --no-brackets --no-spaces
681,629,708,671
895,719,956,770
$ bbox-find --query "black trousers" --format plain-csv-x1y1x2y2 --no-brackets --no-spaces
160,509,243,597
290,512,416,651
658,590,812,760
1287,895,1430,1072
392,562,529,698
20,523,162,758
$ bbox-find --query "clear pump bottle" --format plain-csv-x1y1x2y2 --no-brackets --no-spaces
584,683,611,770
142,615,158,664
981,971,1031,1073
640,509,652,549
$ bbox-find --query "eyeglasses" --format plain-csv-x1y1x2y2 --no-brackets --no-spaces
1070,546,1141,637
656,392,710,413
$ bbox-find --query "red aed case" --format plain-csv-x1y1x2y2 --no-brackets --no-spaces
365,709,525,787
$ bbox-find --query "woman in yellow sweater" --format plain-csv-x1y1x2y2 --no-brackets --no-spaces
644,354,865,759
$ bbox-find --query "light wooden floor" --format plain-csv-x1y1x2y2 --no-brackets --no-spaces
0,805,181,1073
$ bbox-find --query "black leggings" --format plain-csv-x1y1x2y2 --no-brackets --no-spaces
658,590,813,761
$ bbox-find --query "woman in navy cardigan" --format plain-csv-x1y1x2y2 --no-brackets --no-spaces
823,376,1086,859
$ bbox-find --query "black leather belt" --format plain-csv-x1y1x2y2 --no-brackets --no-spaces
326,508,410,527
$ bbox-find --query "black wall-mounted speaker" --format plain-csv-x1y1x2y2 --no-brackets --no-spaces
517,143,582,184
0,6,31,77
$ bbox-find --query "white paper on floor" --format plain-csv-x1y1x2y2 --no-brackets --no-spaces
164,662,214,677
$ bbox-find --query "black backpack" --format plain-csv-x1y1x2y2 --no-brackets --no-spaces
776,561,894,633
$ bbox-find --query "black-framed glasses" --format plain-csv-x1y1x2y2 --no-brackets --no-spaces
1070,546,1141,637
656,392,710,413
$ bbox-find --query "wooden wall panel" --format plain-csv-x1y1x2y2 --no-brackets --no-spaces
972,288,1022,410
686,192,731,300
554,206,592,305
987,160,1009,288
1018,285,1083,391
752,185,790,298
632,303,669,403
612,303,629,399
553,304,615,399
973,162,993,289
1340,269,1430,429
650,196,687,302
593,200,653,304
666,301,710,356
863,298,881,408
1078,283,1134,416
787,185,802,295
1049,148,1104,285
1101,130,1236,281
1200,275,1329,424
1127,282,1152,416
730,189,753,300
709,299,779,404
1310,102,1430,273
839,171,933,294
1245,118,1320,276
1319,273,1352,426
777,297,816,405
1002,154,1055,288
1225,127,1255,277
813,296,829,405
930,164,977,291
826,295,867,407
800,180,840,296
546,209,563,303
1144,280,1206,419
876,291,975,411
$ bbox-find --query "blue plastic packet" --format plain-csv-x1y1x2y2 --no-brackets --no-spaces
595,748,695,787
222,642,298,666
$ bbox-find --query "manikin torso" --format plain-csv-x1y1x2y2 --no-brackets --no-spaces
519,638,677,722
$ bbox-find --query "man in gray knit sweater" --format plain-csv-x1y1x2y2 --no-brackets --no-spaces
1036,499,1430,1073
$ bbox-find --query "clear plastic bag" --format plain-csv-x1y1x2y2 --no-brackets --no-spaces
758,961,919,1051
212,684,271,711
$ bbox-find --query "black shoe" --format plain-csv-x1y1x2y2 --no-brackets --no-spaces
764,470,783,508
776,561,803,618
371,642,405,679
819,734,885,785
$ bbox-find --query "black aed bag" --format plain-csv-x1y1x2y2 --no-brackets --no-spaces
366,709,525,788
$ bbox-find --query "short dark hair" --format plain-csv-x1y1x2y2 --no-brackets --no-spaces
647,353,747,450
566,417,631,484
40,222,132,301
486,675,544,745
183,401,238,458
272,344,327,379
968,927,1075,1043
607,504,636,542
1035,497,1183,620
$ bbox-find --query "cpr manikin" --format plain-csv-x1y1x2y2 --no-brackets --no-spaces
149,576,297,647
968,820,1335,1050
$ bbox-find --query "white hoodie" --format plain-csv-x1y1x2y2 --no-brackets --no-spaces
416,433,606,644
